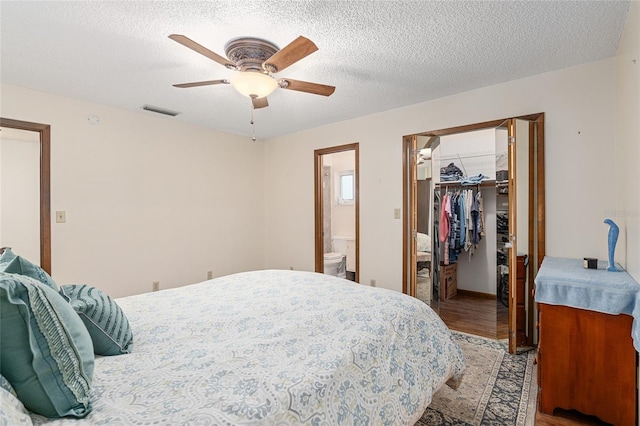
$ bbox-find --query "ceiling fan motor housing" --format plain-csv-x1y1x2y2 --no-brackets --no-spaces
224,37,279,73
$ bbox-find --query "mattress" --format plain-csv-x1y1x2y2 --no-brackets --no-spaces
27,269,465,425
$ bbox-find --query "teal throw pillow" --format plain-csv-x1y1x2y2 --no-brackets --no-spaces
0,248,57,291
0,247,16,267
60,284,133,356
0,272,94,418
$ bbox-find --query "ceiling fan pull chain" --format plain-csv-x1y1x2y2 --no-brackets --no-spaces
250,105,257,142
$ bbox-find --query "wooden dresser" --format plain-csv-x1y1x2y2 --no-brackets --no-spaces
535,257,639,426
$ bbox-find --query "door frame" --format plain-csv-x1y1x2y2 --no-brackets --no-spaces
402,114,545,353
314,143,359,282
0,117,51,274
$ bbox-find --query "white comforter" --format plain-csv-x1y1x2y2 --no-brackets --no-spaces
30,270,465,425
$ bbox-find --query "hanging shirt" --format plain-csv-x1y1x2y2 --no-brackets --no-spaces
458,191,466,246
478,190,486,237
471,192,481,245
440,193,451,265
449,193,459,263
439,193,450,242
464,189,473,251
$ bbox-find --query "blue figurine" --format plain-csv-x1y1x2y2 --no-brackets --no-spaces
604,218,622,272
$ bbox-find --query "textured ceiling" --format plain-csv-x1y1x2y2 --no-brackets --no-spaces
0,1,631,140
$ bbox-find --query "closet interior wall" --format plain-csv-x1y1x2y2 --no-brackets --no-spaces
433,129,501,299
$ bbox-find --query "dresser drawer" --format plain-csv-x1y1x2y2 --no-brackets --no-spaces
440,262,457,301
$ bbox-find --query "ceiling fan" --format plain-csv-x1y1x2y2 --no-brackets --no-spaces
169,34,335,109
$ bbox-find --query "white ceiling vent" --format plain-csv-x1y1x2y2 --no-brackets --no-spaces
142,104,181,117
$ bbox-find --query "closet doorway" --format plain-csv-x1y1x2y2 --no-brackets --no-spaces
314,143,359,283
402,114,545,354
0,118,51,274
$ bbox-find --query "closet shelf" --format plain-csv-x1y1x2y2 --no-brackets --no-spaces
435,179,496,188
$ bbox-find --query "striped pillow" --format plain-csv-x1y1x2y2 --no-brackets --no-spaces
60,285,133,356
0,248,58,291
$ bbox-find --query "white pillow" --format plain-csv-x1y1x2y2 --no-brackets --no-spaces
417,232,431,253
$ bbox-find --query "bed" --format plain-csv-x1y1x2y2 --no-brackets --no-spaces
2,268,465,425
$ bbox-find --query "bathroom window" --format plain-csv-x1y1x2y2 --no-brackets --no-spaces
338,170,355,205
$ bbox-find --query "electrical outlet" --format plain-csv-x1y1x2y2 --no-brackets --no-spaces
370,279,376,287
152,281,159,292
207,271,213,280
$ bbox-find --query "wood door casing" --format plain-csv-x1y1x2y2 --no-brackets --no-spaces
313,143,360,283
0,117,51,274
507,118,518,354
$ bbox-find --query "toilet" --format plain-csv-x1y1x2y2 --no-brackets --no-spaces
323,252,346,278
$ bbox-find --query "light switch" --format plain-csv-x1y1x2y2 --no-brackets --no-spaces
394,208,401,219
56,211,66,223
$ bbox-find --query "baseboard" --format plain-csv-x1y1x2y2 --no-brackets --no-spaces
457,289,496,300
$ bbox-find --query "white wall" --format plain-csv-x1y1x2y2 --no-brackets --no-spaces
328,150,355,239
438,130,497,295
616,1,640,282
439,128,497,179
264,58,618,293
455,187,497,295
0,84,266,298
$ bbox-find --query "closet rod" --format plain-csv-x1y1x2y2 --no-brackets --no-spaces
440,152,500,161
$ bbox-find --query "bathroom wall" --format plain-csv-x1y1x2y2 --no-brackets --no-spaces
322,165,332,253
328,150,355,241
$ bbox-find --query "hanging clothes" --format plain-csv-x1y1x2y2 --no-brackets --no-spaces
436,186,487,264
479,190,486,237
458,192,466,247
448,192,460,263
464,189,473,252
471,192,481,245
439,193,451,265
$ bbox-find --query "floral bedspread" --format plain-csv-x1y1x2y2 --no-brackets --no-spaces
32,270,465,425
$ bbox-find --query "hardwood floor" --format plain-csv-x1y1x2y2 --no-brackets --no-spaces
434,294,613,426
436,293,508,340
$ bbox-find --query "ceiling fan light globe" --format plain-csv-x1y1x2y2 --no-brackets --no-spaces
230,72,278,98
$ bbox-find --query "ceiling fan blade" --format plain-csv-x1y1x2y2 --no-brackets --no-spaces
173,79,229,88
252,96,269,109
263,36,318,73
279,78,335,96
169,34,236,69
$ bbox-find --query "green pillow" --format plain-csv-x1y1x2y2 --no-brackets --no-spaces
0,248,57,291
0,272,94,418
0,248,15,267
60,284,134,356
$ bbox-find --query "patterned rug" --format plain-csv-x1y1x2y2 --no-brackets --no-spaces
417,332,537,426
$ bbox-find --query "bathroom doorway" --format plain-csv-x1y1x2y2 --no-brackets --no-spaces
314,143,359,282
0,118,51,274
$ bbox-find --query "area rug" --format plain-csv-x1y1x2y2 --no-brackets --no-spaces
417,331,537,426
